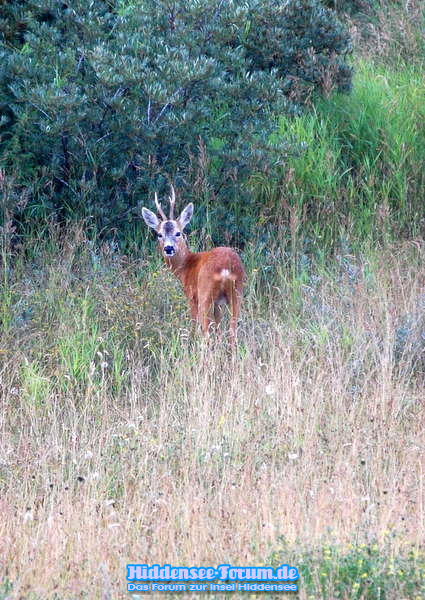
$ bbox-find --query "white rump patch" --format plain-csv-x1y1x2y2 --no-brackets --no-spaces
213,268,237,283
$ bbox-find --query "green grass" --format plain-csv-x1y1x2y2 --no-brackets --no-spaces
283,543,425,600
257,60,425,250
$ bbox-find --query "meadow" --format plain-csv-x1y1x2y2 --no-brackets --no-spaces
1,3,425,599
1,213,424,599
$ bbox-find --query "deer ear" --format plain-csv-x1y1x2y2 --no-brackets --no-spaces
142,207,159,230
178,203,194,229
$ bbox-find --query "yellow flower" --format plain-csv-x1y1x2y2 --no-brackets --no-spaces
218,414,226,428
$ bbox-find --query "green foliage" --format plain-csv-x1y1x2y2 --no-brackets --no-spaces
0,0,352,239
322,0,376,14
243,0,353,96
254,61,425,248
300,544,425,599
268,539,425,599
0,579,13,600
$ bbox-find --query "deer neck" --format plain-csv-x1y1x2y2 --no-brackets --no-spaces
165,244,192,283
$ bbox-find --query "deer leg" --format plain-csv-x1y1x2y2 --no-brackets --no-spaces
198,295,213,336
213,302,223,331
229,287,242,344
189,297,198,322
187,297,199,336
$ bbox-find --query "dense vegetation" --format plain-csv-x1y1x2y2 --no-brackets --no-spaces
1,1,424,599
1,0,352,240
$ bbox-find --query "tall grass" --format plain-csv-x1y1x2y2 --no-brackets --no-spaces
1,5,424,597
0,226,424,598
255,60,425,249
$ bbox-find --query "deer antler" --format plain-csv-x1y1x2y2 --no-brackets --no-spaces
169,184,176,220
154,192,167,220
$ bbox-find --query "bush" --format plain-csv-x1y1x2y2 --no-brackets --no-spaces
0,0,352,240
322,0,378,15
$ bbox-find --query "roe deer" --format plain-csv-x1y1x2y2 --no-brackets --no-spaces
142,186,245,341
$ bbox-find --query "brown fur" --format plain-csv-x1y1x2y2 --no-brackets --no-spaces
167,246,245,341
142,191,245,342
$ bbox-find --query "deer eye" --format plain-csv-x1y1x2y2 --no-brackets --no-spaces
175,231,181,237
157,233,162,238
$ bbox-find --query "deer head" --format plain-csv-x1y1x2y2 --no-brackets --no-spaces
142,185,193,258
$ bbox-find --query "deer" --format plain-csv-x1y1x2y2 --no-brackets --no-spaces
142,185,245,342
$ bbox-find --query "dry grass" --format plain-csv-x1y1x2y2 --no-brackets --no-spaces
348,0,425,66
0,228,424,598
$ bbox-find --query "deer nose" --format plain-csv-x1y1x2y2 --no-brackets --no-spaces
164,245,175,255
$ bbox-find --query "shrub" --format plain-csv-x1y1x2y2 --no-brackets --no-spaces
322,0,376,14
0,0,352,240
